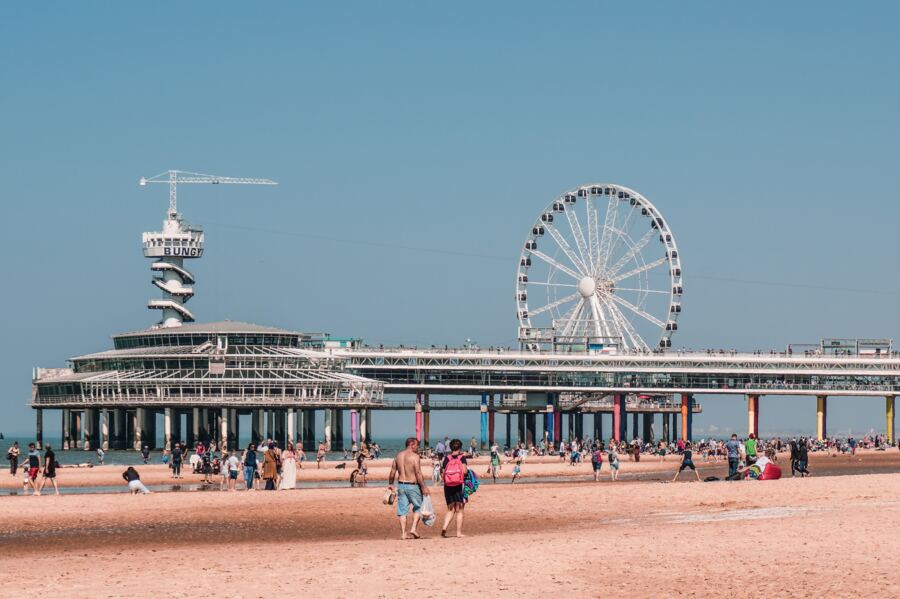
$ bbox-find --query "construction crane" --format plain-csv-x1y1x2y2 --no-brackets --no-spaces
139,169,278,218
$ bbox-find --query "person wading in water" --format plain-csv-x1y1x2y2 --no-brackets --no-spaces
388,437,430,540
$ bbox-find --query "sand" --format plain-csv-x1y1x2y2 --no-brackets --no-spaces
2,451,900,598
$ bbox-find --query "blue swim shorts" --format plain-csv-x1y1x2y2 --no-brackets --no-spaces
396,482,423,516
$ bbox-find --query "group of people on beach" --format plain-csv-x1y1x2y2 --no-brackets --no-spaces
6,441,59,495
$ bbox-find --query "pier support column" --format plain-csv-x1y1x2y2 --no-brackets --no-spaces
613,394,626,442
191,407,200,447
359,409,367,446
164,408,173,451
517,412,526,446
574,412,583,439
554,403,563,444
302,409,317,451
671,412,678,443
544,394,555,445
73,411,83,449
35,408,43,450
422,398,430,448
172,410,183,446
567,411,575,441
133,408,144,450
324,409,333,451
886,397,895,445
594,413,602,444
662,412,670,442
274,410,286,447
251,409,262,444
525,412,536,447
62,409,71,450
365,408,372,444
220,408,229,451
414,394,423,444
488,395,496,446
113,409,126,450
631,413,638,442
642,413,652,443
288,408,296,445
229,409,238,449
747,394,759,439
480,394,488,450
816,396,827,441
349,409,358,447
334,409,345,451
83,408,96,451
506,412,512,448
681,394,693,442
100,408,109,451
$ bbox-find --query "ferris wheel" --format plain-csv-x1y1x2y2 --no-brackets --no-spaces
516,183,682,352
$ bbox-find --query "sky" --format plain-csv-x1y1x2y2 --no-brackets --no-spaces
1,2,899,440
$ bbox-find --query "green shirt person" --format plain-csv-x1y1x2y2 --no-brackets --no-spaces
745,434,758,459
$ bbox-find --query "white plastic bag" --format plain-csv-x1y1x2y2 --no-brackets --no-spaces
420,496,436,527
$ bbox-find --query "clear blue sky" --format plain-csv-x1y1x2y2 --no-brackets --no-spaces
2,2,899,439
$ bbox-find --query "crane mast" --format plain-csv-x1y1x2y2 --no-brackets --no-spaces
139,169,278,327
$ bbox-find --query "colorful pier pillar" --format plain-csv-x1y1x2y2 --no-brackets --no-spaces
480,393,488,449
349,409,359,446
164,407,173,451
747,394,760,438
680,394,693,442
816,396,827,441
488,395,496,446
887,396,895,445
613,394,626,442
414,393,423,444
422,394,430,447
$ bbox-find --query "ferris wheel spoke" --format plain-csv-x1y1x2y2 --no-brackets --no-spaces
544,223,589,273
558,297,584,338
615,287,670,294
587,295,604,338
604,297,647,350
596,195,619,274
612,256,668,283
529,250,582,280
529,293,580,317
564,207,591,273
607,228,656,277
586,203,599,274
609,294,666,329
527,281,577,288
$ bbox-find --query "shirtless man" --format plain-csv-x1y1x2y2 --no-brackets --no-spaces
388,437,431,540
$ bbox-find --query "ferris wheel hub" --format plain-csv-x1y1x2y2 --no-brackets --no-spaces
578,276,596,298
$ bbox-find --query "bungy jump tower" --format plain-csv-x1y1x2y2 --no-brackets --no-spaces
30,171,384,452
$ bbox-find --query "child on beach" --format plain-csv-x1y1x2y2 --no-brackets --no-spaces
432,459,442,485
591,445,604,481
511,459,522,483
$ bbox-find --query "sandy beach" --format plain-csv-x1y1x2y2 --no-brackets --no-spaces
2,451,900,598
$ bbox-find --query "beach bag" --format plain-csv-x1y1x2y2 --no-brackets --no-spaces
444,455,465,486
463,469,479,498
382,487,396,505
420,496,436,527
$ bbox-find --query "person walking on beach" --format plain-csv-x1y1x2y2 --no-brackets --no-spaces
591,444,604,481
24,443,40,494
489,446,501,483
607,442,620,481
171,442,183,479
224,450,240,491
672,442,701,482
511,458,522,483
262,443,278,490
141,445,151,465
7,441,20,476
726,434,741,479
37,445,59,496
122,466,151,494
241,443,258,490
96,447,105,466
388,437,430,540
796,438,811,477
280,441,297,490
440,439,469,538
316,441,326,469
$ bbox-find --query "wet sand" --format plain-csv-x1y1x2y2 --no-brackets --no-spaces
3,448,898,490
2,450,900,598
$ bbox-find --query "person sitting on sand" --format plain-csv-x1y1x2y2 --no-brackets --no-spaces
672,442,702,482
122,466,151,494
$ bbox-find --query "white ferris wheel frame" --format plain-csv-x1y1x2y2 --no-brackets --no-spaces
516,183,683,352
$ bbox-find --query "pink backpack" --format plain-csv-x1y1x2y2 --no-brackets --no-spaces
443,455,465,486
